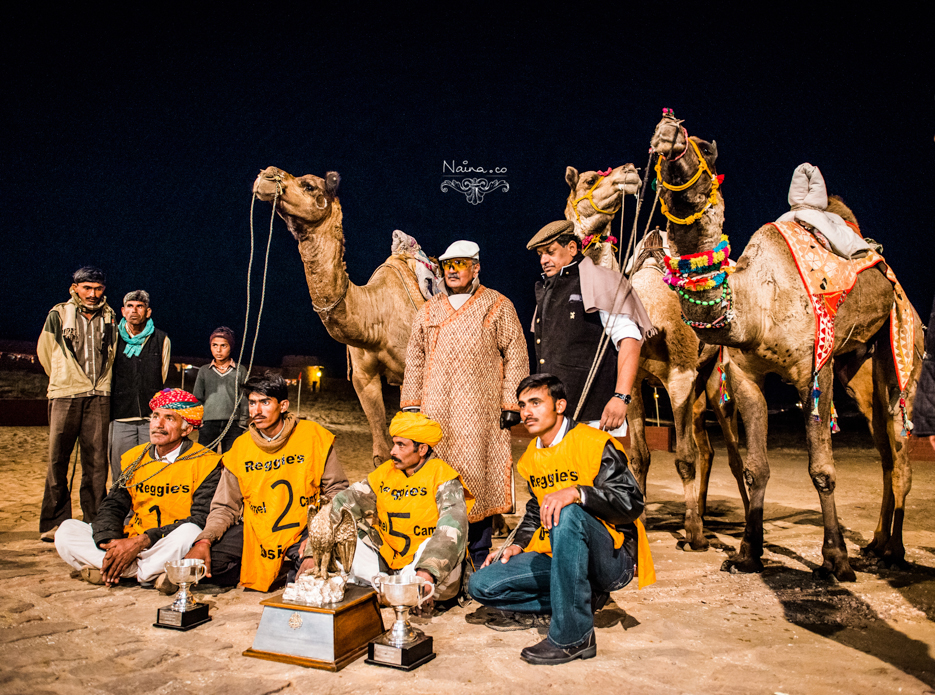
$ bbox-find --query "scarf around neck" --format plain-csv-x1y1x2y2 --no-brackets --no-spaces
248,412,298,453
118,318,154,357
64,290,111,341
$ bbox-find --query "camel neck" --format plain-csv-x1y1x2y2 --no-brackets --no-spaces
295,204,350,311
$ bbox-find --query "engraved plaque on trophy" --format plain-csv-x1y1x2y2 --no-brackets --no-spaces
365,575,436,671
153,559,211,631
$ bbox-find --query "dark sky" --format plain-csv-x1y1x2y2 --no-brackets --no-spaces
2,8,931,377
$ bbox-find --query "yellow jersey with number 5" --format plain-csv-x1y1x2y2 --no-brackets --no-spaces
226,420,334,591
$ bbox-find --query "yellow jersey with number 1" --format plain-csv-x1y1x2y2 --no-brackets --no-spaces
368,457,474,570
121,442,221,538
226,421,334,591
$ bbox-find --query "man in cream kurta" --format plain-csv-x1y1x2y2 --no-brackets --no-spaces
401,241,529,566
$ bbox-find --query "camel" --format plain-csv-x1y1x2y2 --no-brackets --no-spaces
563,172,748,551
564,164,641,269
649,112,923,580
253,167,423,465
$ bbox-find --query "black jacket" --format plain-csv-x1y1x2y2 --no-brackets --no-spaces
513,420,644,560
92,439,222,548
913,295,935,436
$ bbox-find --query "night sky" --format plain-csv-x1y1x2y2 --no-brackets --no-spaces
3,8,931,379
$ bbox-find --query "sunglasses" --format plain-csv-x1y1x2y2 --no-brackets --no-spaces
441,259,473,272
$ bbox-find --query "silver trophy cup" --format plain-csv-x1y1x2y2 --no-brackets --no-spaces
366,574,436,669
154,558,210,630
166,558,207,611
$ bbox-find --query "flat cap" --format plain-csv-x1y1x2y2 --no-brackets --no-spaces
439,240,480,261
526,220,575,250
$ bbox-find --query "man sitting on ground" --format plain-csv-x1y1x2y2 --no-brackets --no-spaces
468,374,654,665
329,412,473,608
55,388,222,591
185,372,349,592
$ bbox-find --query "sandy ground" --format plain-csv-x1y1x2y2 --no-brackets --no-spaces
2,391,935,695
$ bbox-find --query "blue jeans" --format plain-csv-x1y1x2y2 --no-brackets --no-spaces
468,505,634,647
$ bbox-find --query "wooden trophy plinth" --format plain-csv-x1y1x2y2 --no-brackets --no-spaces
243,584,384,672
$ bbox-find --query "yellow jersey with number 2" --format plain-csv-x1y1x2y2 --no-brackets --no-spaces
226,421,334,591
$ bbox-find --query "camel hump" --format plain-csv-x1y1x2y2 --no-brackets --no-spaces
371,255,429,309
626,228,669,274
826,195,859,227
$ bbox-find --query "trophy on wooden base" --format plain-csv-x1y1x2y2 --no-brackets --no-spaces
153,559,211,631
366,574,436,671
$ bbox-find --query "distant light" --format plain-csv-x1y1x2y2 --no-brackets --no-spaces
316,371,322,378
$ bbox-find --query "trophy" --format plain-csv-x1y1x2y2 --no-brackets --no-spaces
153,559,211,630
366,574,436,670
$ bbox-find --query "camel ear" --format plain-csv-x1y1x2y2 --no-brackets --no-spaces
706,140,718,164
325,171,341,197
565,166,579,190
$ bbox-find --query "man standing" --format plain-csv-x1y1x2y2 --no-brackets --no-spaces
401,240,528,567
54,388,221,589
109,290,171,482
185,372,349,591
527,221,653,433
469,374,654,664
331,412,474,605
38,267,118,541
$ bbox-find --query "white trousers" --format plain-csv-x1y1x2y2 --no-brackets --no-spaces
347,538,462,601
54,519,202,582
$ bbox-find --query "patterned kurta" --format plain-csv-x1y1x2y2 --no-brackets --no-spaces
401,286,529,522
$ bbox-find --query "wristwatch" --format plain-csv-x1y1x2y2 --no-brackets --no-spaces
612,392,632,404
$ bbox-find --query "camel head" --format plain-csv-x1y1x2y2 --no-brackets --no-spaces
565,163,641,234
651,111,718,177
253,167,341,241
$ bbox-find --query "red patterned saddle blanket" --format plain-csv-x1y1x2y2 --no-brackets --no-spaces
769,221,914,391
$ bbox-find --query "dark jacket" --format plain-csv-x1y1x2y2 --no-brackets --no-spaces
534,256,617,421
92,438,222,548
513,420,644,560
111,328,169,420
913,296,935,436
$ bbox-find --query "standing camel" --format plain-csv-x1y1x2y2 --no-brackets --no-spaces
649,112,923,580
563,170,748,551
254,167,423,465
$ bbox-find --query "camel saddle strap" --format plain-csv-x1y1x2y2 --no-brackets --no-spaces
631,229,667,274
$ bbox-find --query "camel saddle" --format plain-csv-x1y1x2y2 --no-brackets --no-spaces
769,221,915,391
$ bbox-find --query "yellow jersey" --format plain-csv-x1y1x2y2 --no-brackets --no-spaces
368,457,475,570
225,421,335,591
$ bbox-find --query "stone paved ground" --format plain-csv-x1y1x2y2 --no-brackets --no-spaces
2,413,935,694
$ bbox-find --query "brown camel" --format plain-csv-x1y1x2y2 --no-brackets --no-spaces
649,112,923,580
564,164,641,269
564,176,748,551
253,167,422,465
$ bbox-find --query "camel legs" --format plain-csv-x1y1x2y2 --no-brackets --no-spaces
719,356,769,574
627,384,651,504
348,346,392,466
865,339,915,566
701,360,748,519
799,363,856,581
668,368,708,551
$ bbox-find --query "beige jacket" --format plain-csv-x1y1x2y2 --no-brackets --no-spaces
38,300,117,398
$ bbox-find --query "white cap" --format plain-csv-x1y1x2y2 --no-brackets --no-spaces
439,240,480,262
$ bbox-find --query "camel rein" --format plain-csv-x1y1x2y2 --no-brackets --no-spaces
571,174,622,225
655,137,720,226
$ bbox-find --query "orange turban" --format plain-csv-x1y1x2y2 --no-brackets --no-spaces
149,388,204,428
389,411,444,447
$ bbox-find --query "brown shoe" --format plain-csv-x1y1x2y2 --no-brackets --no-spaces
39,526,59,542
78,566,105,585
154,573,178,595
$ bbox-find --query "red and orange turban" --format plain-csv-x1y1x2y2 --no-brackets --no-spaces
149,388,204,428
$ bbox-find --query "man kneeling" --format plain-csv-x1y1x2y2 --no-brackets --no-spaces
468,374,653,665
328,412,474,608
55,389,222,590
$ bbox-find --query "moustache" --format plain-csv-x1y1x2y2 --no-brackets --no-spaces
390,456,402,464
151,429,168,436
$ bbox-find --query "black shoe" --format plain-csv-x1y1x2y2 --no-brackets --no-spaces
520,632,597,665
